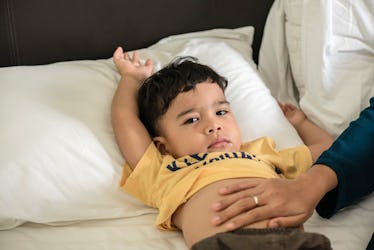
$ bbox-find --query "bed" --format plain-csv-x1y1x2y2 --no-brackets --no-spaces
0,0,373,249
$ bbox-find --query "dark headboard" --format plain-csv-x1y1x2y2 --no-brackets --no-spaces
0,0,274,67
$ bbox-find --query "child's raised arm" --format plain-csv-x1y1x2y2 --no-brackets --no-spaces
111,47,153,169
279,102,333,161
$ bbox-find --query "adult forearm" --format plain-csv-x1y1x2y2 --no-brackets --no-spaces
315,97,374,218
297,164,338,205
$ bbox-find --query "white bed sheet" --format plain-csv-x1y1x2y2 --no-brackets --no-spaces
0,214,187,250
1,200,373,250
305,194,374,250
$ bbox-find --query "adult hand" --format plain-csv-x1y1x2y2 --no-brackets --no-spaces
211,173,328,230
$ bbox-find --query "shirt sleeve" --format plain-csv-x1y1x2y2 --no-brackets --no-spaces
315,97,374,218
119,142,163,207
277,145,312,179
246,137,312,179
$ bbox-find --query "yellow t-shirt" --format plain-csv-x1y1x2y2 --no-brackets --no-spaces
120,137,312,230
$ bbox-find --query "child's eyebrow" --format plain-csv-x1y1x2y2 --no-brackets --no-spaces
217,100,230,105
176,108,195,119
176,100,230,119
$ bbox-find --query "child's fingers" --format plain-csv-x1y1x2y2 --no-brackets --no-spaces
284,103,296,110
145,59,153,69
132,51,140,63
124,52,130,61
113,46,123,60
145,59,152,66
277,101,286,113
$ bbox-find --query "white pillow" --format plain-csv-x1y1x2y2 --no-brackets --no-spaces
0,60,156,229
0,26,302,230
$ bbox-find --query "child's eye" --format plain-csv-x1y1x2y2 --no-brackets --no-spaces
216,110,228,116
184,117,199,124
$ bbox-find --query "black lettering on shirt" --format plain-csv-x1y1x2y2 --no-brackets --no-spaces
166,152,258,172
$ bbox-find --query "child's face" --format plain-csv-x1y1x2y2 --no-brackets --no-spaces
154,82,242,158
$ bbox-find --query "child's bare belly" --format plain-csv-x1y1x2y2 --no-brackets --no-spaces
172,178,269,248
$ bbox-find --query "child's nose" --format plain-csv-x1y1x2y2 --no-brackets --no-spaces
205,122,222,134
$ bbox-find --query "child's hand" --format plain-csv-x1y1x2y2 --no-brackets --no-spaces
278,101,306,127
113,47,153,81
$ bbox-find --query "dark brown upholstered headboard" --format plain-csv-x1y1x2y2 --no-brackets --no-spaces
0,0,274,67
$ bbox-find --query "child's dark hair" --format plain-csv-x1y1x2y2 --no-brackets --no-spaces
138,56,228,137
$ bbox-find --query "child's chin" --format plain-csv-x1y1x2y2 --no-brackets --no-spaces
209,145,235,153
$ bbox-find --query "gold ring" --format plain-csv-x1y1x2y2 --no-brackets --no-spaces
252,195,259,206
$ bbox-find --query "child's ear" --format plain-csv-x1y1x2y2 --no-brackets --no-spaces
153,136,169,155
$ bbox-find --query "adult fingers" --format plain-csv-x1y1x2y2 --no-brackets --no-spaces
268,213,311,228
211,195,258,225
223,205,277,231
218,179,261,195
213,183,262,211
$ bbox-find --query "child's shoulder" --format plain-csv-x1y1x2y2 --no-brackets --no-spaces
243,136,275,146
241,136,276,152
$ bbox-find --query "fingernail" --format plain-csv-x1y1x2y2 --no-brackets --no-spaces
212,216,221,224
212,202,221,210
269,221,279,228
